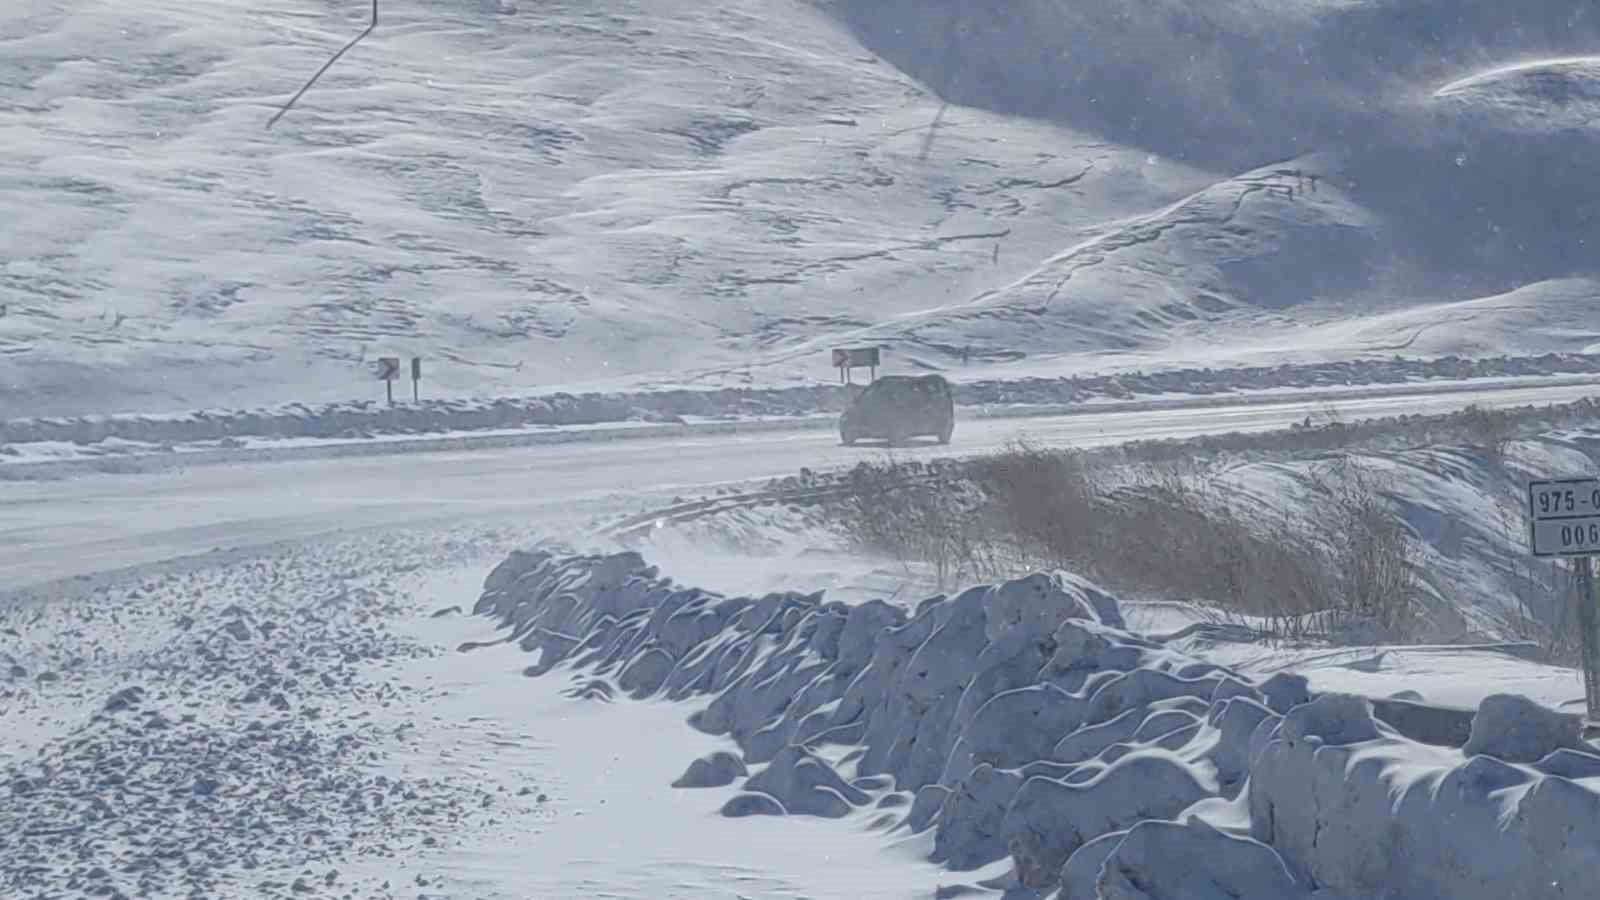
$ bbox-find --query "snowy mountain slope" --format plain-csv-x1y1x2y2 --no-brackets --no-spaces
946,277,1600,380
6,0,1600,418
0,0,1205,416
776,159,1383,371
1228,278,1600,362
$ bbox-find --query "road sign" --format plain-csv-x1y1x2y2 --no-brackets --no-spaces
376,356,400,405
411,356,422,380
832,347,880,368
1528,478,1600,557
831,347,881,385
1529,477,1600,722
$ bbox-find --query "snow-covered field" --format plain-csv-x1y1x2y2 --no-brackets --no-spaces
0,522,965,899
0,527,533,898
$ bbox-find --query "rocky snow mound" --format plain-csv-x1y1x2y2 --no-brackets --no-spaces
472,550,1600,899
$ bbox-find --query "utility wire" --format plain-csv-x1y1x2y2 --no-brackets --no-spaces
267,0,378,129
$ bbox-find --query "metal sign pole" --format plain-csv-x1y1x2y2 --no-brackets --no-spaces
386,378,393,406
1580,557,1600,722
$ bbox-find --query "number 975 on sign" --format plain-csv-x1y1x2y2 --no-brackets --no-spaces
1532,484,1600,518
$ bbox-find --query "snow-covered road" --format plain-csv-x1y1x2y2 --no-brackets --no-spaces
7,379,1599,592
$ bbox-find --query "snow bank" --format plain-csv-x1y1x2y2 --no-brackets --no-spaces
0,386,838,448
475,551,1600,898
1250,695,1600,899
7,355,1600,453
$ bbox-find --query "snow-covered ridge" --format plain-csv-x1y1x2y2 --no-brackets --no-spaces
473,550,1600,899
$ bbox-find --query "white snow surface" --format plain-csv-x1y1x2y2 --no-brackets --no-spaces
472,548,1600,899
0,526,542,898
0,524,978,899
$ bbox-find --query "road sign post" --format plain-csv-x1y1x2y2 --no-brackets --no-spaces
831,347,881,385
411,356,422,403
1580,559,1600,723
1528,477,1600,721
376,356,400,406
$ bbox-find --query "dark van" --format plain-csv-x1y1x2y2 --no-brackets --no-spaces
839,374,955,446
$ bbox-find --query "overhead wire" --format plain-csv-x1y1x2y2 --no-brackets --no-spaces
266,0,379,129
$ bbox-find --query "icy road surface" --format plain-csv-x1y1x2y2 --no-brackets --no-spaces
7,378,1598,592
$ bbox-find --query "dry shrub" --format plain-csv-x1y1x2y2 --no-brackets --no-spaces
1307,459,1424,640
825,444,1426,642
1091,463,1328,638
968,440,1099,569
828,457,1002,588
1456,403,1515,462
1505,535,1588,666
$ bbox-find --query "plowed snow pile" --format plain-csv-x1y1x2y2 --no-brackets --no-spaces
475,549,1600,899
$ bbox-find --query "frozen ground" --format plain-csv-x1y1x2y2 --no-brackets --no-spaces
0,528,980,899
0,527,537,898
5,0,1600,417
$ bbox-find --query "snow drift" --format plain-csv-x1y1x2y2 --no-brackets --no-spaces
473,550,1600,898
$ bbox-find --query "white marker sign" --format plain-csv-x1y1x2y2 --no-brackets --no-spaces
1528,477,1600,557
